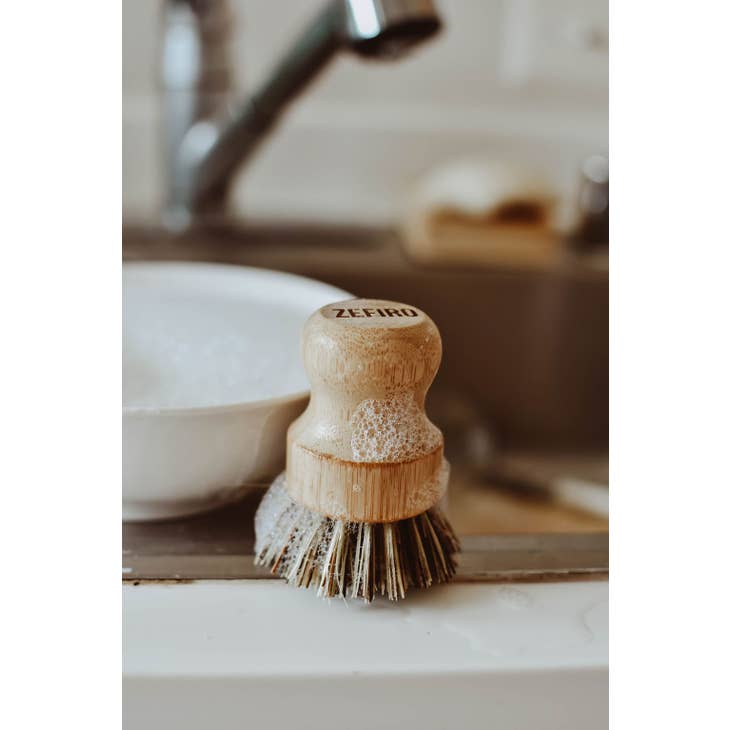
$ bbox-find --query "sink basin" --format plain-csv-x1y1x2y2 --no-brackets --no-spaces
124,222,607,450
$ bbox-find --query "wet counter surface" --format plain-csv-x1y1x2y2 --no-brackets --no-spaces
123,578,608,729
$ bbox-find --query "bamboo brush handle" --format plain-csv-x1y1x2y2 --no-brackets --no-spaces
286,298,446,523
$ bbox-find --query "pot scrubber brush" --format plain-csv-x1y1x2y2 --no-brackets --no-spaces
254,298,459,601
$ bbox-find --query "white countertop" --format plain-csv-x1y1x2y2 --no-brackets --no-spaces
123,579,607,729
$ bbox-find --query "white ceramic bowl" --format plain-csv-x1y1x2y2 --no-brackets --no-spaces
123,261,351,521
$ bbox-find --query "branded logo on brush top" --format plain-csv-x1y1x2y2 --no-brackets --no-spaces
320,300,427,327
330,307,420,318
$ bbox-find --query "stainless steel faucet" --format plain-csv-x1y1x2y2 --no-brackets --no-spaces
161,0,441,228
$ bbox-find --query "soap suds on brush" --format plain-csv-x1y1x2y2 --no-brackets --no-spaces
123,285,308,409
350,392,441,462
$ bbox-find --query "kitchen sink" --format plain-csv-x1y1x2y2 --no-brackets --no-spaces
123,221,607,579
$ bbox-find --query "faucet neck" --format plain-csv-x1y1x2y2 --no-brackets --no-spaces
160,0,234,228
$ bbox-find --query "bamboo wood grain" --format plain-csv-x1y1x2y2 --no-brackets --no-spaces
286,298,445,522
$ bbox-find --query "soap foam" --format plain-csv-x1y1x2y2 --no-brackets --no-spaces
349,392,441,462
123,285,308,409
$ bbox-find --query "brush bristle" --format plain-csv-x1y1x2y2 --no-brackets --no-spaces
254,474,460,602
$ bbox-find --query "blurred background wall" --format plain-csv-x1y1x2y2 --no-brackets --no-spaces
123,0,607,225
